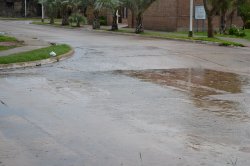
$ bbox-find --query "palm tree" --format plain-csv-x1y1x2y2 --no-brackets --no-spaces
122,0,156,33
219,0,236,34
60,0,82,26
82,0,101,29
40,0,60,24
238,0,250,29
227,0,238,27
203,0,222,37
95,0,121,30
60,0,72,25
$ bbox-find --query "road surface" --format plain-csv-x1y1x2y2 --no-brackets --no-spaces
0,21,250,166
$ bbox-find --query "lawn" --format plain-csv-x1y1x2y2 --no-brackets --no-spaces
0,17,42,21
114,28,245,47
0,35,20,51
0,44,71,64
0,35,17,42
0,46,16,51
244,29,250,41
32,19,84,29
193,29,250,41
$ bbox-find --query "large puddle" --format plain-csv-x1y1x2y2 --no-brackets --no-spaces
116,68,250,120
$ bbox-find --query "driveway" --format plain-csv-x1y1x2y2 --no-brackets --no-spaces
0,20,250,166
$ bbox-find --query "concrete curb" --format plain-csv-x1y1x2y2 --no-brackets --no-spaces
93,29,246,47
0,48,74,70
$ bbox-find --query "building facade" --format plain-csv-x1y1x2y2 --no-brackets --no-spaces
0,0,41,17
128,0,243,32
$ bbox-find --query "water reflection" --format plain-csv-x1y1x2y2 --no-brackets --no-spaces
117,68,249,120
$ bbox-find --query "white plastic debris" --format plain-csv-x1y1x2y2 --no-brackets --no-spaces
49,51,57,57
0,32,5,35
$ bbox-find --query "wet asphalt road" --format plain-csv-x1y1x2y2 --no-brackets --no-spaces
0,21,250,166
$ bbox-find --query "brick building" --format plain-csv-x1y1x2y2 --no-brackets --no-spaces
128,0,243,32
0,0,41,17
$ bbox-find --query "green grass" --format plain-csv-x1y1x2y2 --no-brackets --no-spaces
192,29,250,41
114,29,244,47
0,44,71,64
32,19,84,29
0,35,19,51
0,35,17,42
32,21,73,28
0,46,16,51
0,17,42,21
244,29,250,41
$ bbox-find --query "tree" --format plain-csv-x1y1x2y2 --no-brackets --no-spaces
227,0,238,27
40,0,60,24
82,0,101,29
219,0,236,34
203,0,222,37
60,0,85,26
238,0,250,29
60,0,72,26
95,0,121,30
122,0,156,33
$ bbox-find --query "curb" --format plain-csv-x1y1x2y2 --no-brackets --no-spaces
0,48,74,70
93,29,246,47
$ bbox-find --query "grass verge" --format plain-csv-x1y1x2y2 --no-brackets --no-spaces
32,21,74,29
0,46,16,51
0,35,18,42
244,29,250,41
0,44,71,64
189,29,250,42
0,17,42,21
0,35,20,51
114,29,245,47
32,19,85,29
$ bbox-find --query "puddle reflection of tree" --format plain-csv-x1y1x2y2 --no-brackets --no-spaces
119,68,249,120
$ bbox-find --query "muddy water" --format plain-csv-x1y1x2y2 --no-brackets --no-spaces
117,68,250,120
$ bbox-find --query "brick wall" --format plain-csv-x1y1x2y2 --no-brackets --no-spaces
0,0,40,17
127,0,243,32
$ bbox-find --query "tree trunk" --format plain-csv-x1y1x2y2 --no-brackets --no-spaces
135,13,144,34
62,14,69,25
207,15,214,38
220,12,226,34
92,10,100,29
50,17,54,24
61,6,69,26
83,7,88,17
131,10,134,28
76,21,80,27
228,10,235,27
62,16,69,25
111,11,118,31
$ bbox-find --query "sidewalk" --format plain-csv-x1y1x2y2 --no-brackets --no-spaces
218,37,250,47
0,35,49,57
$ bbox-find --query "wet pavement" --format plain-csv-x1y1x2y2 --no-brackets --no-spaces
0,21,250,166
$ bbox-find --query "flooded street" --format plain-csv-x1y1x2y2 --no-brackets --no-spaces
0,21,250,166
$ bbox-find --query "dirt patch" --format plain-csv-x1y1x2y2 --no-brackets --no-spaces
0,42,18,46
116,68,250,120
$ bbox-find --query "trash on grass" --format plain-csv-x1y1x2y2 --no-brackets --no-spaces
49,51,57,57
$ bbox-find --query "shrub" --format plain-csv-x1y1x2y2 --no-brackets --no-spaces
69,13,87,27
99,16,107,26
228,25,246,37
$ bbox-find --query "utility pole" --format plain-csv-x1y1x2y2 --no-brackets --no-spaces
24,0,27,17
41,1,44,22
188,0,193,37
